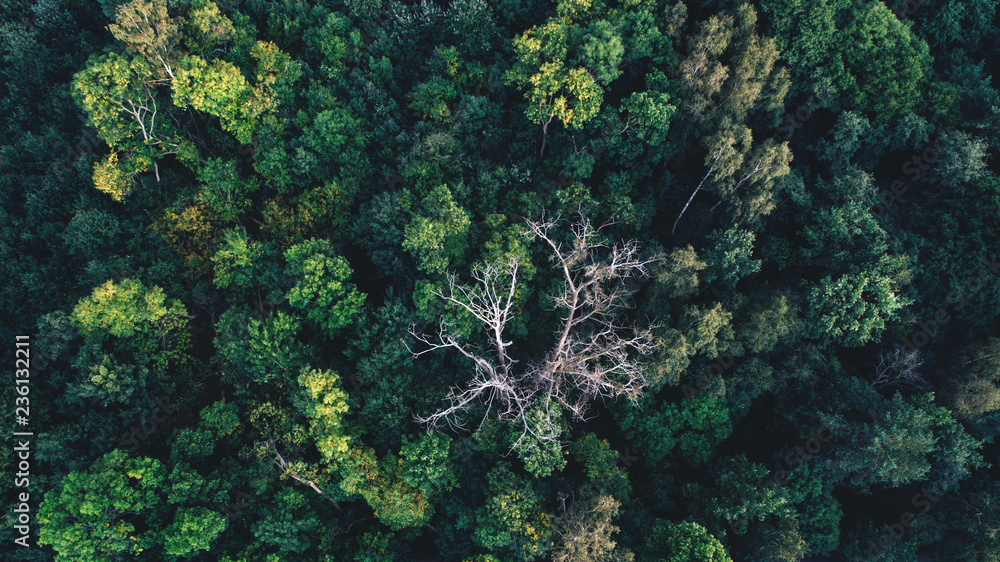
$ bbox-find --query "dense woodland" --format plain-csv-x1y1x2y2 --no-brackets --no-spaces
1,0,999,559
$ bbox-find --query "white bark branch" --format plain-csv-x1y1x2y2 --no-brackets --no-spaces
410,215,659,442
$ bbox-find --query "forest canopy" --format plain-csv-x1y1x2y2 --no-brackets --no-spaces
1,0,999,560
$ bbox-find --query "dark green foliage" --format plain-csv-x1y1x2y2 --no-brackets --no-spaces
761,0,935,119
510,397,569,478
214,307,311,388
284,238,366,337
571,433,631,500
8,0,999,558
472,465,554,560
636,519,731,561
816,384,984,493
700,228,761,287
400,432,458,497
615,393,733,467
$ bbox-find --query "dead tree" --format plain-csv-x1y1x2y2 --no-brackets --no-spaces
526,216,659,419
871,345,930,391
408,257,529,431
409,215,658,448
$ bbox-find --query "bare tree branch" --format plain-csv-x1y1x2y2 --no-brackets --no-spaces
409,214,659,449
871,345,930,391
255,434,344,512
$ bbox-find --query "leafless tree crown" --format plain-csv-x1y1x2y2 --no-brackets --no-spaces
871,345,930,391
408,215,659,446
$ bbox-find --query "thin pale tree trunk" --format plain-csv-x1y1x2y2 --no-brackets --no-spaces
672,146,724,237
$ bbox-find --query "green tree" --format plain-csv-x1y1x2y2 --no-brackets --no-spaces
680,302,735,359
284,239,366,337
306,12,362,71
818,387,984,491
510,397,569,478
345,292,428,451
339,446,432,530
735,294,803,355
672,4,788,133
172,55,270,144
38,450,166,560
214,308,311,388
71,52,158,151
638,519,732,562
503,2,610,155
701,228,761,287
761,0,933,119
741,517,808,562
402,184,471,274
250,488,319,555
571,433,631,500
711,455,794,535
71,278,187,355
107,0,184,80
647,245,707,301
68,349,150,407
354,531,403,562
759,0,844,92
184,0,235,57
616,393,732,467
832,1,932,119
250,40,303,106
907,0,998,51
297,368,352,463
473,465,554,560
62,210,125,262
804,271,909,348
400,432,458,497
297,104,370,183
162,507,227,556
71,53,172,193
212,228,278,293
780,465,842,556
606,82,678,166
797,200,890,274
668,4,793,231
197,158,259,223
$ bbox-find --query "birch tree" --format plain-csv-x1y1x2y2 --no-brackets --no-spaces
108,0,184,81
